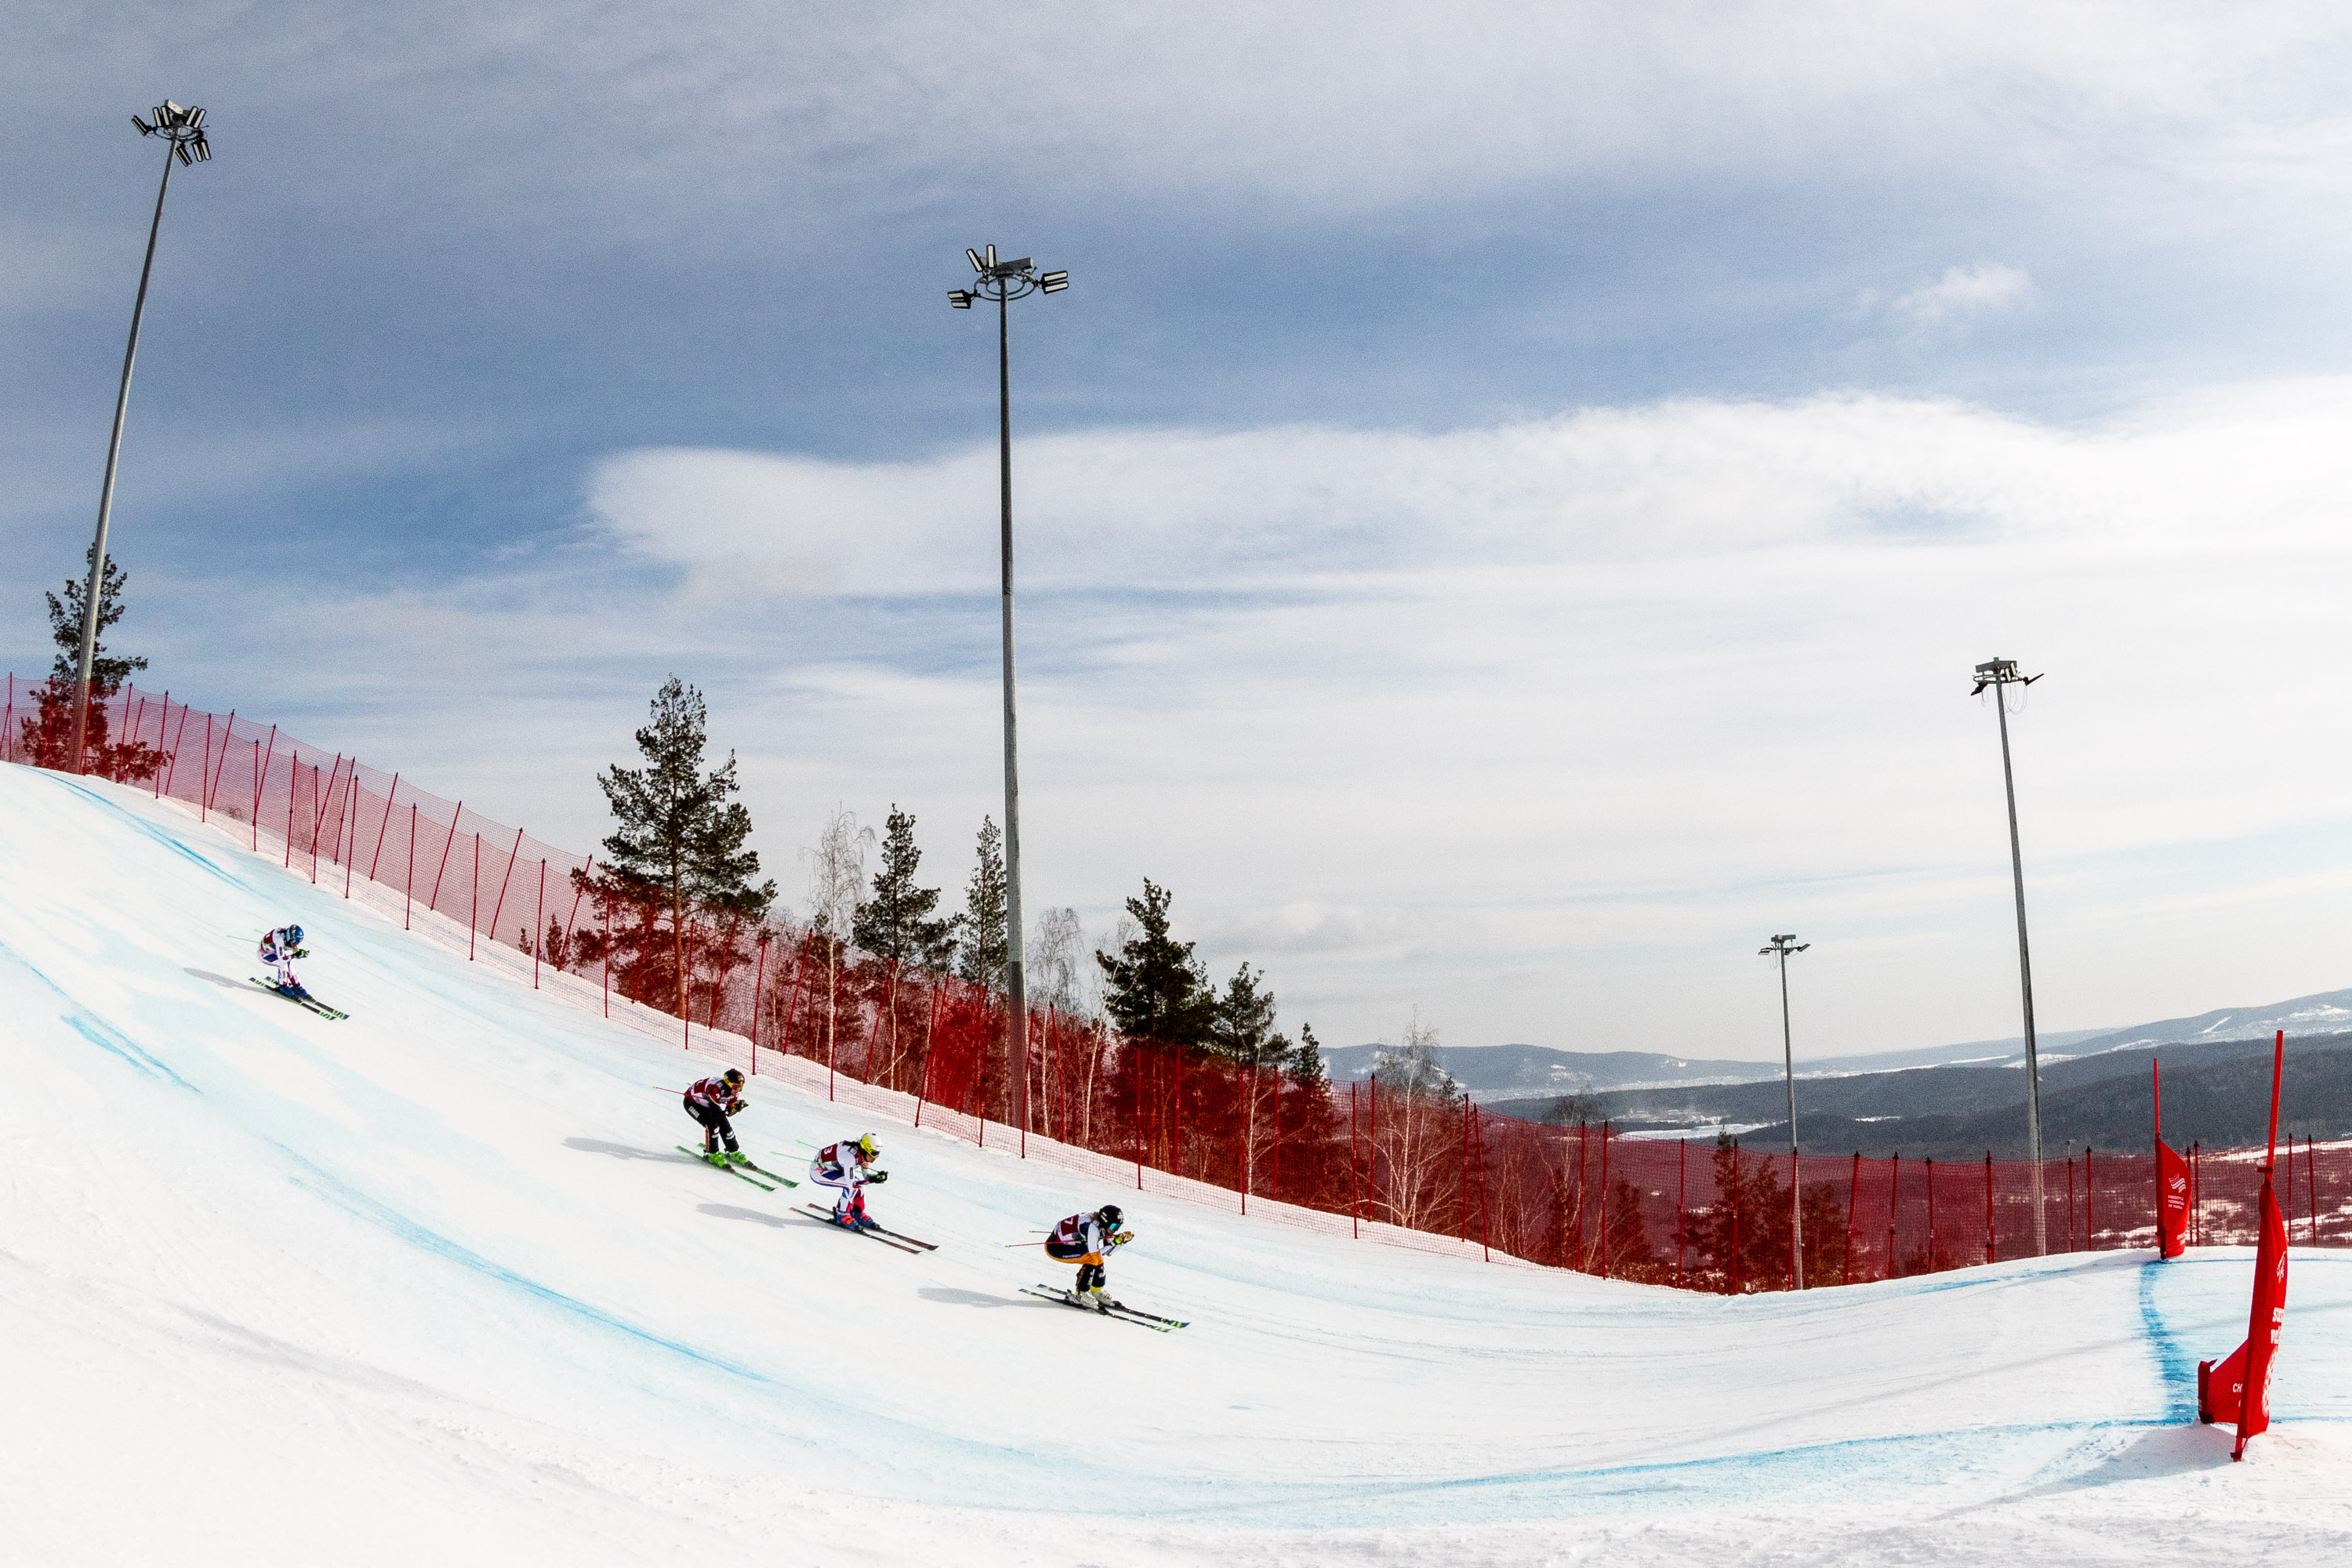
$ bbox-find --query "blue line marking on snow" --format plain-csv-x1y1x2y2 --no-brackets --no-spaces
63,1014,197,1090
44,774,245,887
2138,1259,2198,1421
280,1151,765,1380
0,934,199,1090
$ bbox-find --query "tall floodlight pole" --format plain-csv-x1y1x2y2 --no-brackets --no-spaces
1760,934,1809,1287
948,245,1069,1138
1973,656,2047,1255
71,100,212,773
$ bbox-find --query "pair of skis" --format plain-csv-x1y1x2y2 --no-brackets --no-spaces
675,1147,798,1192
1019,1284,1189,1332
798,1205,936,1254
249,977,349,1020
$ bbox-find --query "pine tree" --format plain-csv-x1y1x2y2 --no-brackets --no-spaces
853,806,951,964
46,545,147,688
1208,962,1281,1068
1094,878,1213,1048
955,815,1007,990
593,677,775,1020
20,544,162,779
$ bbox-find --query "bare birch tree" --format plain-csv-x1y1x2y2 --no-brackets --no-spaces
1372,1007,1463,1230
800,806,873,1083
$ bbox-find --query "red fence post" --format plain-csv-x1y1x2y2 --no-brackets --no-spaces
1475,1105,1490,1261
1598,1120,1613,1279
532,859,546,988
1348,1081,1361,1239
1886,1154,1900,1282
485,826,524,960
558,855,593,970
162,698,191,800
750,934,770,1067
1985,1152,1996,1265
1728,1141,1742,1295
1674,1138,1688,1288
368,771,401,884
1459,1097,1473,1243
1842,1151,1859,1286
601,899,612,1018
427,801,462,915
252,730,273,851
2086,1147,2096,1250
1574,1123,1589,1269
2310,1137,2320,1244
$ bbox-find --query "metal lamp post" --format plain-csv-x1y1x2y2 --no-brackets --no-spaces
71,100,212,772
947,245,1069,1138
1973,656,2047,1255
1760,933,1809,1287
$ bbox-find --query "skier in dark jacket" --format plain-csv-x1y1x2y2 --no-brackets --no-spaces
684,1069,747,1166
1044,1205,1131,1310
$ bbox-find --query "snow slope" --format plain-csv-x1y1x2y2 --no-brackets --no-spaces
2,764,2347,1566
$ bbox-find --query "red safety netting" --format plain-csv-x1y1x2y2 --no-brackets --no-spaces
12,673,2349,1290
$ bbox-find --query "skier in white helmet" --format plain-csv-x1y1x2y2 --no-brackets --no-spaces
808,1134,887,1229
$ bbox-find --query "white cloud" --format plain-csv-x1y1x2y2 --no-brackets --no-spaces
175,379,2343,1058
1872,263,2038,332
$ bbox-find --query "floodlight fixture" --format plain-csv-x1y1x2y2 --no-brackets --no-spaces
936,241,1073,1142
1972,654,2050,1254
69,98,213,771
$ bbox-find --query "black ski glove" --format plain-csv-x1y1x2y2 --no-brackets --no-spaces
867,1169,888,1184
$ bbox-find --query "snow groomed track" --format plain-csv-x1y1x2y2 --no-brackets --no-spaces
2,763,2347,1565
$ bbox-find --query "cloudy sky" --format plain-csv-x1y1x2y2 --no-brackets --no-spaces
9,2,2352,1059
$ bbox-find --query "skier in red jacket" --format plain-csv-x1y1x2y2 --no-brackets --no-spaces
684,1069,747,1167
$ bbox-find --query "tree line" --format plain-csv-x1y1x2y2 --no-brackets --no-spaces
593,676,1328,1089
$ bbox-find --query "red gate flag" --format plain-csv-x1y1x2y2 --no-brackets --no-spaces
2154,1059,2187,1260
2156,1139,2190,1259
2197,1030,2290,1460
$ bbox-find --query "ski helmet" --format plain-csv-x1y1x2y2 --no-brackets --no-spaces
721,1068,744,1088
855,1134,879,1159
284,924,303,946
1096,1204,1123,1228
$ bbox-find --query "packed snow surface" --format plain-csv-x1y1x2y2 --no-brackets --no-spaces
2,764,2347,1564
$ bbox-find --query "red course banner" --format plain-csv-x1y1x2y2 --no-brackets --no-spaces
2198,1178,2289,1458
2155,1140,2190,1260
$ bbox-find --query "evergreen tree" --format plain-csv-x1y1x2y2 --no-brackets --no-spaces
1095,878,1213,1047
20,544,162,779
1684,1134,1795,1293
853,805,951,964
593,677,775,1018
1208,962,1281,1067
45,544,147,688
1290,1021,1327,1085
955,815,1007,989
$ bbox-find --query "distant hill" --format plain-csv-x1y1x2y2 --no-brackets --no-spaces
1316,1043,1781,1101
1326,984,2352,1113
1482,1031,2352,1158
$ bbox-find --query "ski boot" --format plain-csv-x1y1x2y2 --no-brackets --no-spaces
1084,1287,1111,1313
702,1148,730,1167
724,1150,750,1167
